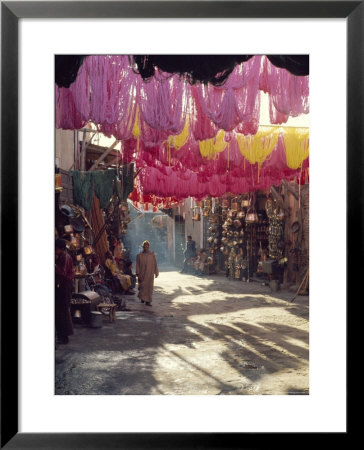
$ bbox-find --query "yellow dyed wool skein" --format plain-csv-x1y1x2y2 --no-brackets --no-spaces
236,127,279,166
283,128,309,169
199,130,227,159
167,117,190,150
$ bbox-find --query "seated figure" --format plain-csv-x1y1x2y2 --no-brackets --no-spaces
104,251,134,294
193,249,208,276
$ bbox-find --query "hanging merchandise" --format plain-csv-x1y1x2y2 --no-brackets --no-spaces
192,206,201,221
266,197,285,260
231,197,240,211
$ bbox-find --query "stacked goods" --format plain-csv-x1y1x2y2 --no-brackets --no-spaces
265,197,285,260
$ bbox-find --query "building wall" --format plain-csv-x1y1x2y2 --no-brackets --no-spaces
167,216,175,262
55,129,75,171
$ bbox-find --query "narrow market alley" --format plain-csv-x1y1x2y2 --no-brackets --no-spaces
55,266,309,395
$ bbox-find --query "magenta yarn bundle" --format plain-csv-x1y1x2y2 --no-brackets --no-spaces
55,86,84,130
56,55,309,135
259,56,309,120
138,72,189,134
195,55,262,131
138,164,303,199
134,134,308,199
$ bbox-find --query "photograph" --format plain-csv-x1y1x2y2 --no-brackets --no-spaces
55,54,310,396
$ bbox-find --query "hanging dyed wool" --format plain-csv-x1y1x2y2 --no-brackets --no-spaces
167,117,190,150
55,86,85,130
137,73,188,134
85,56,125,125
132,105,141,151
236,127,280,182
268,94,289,125
190,85,218,141
260,56,309,117
199,130,227,159
195,56,262,131
283,128,309,169
69,60,91,122
237,127,279,164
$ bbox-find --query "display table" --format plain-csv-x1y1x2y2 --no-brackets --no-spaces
71,290,101,326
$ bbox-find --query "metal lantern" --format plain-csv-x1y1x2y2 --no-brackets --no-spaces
231,197,239,211
222,198,230,208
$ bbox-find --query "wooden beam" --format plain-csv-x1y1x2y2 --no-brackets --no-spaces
89,140,120,171
80,129,87,171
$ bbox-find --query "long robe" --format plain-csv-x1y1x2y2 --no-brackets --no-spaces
55,251,74,339
136,251,159,303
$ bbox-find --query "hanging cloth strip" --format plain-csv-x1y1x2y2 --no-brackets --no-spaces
72,171,94,211
92,169,116,209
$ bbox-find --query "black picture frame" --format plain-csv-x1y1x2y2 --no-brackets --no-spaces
1,1,356,448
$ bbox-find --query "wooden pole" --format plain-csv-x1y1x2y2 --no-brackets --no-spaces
89,140,119,171
80,130,87,171
291,269,308,302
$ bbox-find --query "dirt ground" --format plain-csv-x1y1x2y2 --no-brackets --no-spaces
55,266,309,395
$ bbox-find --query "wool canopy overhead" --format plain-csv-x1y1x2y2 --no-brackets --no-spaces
55,54,309,88
56,55,309,135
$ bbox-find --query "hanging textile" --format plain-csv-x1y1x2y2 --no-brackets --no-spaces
92,169,116,209
72,166,135,211
72,171,94,211
116,163,135,201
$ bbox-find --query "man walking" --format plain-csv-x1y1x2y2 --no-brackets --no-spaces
136,240,159,306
